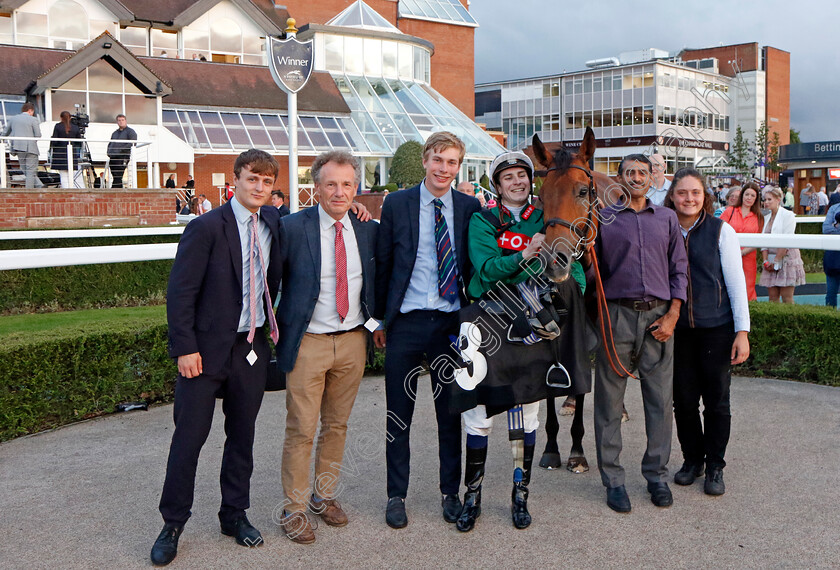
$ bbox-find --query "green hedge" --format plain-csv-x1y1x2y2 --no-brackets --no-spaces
0,234,177,314
734,301,839,385
0,306,174,441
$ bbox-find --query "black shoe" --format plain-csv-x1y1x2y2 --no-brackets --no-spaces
674,462,704,486
456,488,482,532
511,483,531,529
386,497,407,529
220,515,263,547
442,494,462,523
704,468,726,496
606,485,631,513
647,482,673,507
150,523,183,566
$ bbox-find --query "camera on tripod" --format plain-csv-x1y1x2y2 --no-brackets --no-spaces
71,103,90,135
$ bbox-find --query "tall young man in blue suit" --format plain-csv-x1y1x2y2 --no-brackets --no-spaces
374,132,481,528
151,149,282,566
274,150,378,544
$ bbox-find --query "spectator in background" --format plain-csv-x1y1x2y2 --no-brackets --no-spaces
49,110,82,189
817,187,829,215
720,181,764,301
783,187,795,211
807,186,820,216
822,202,840,307
183,175,195,201
714,186,740,217
759,187,806,303
828,187,840,208
106,114,137,188
647,153,670,206
179,196,197,216
165,174,176,189
800,183,813,215
271,190,290,217
197,193,212,214
456,181,486,207
2,102,43,188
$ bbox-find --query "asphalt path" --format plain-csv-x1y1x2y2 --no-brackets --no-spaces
1,375,839,568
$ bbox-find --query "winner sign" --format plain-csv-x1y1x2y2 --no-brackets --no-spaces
267,36,313,94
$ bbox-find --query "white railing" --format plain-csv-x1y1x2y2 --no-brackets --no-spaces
1,231,839,271
0,136,152,188
0,227,185,240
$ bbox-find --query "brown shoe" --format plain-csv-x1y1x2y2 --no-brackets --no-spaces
280,511,316,544
310,498,348,527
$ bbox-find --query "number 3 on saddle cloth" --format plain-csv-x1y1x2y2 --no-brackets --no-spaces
448,277,592,419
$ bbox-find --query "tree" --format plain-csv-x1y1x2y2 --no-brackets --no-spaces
789,128,802,145
389,140,425,189
767,130,783,182
752,121,770,180
726,125,751,178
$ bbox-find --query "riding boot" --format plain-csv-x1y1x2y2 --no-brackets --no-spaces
456,446,487,532
511,443,535,529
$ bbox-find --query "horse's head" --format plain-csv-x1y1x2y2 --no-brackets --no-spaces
532,127,598,283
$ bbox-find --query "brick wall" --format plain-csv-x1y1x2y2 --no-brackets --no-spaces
764,47,790,145
680,43,760,77
0,188,178,228
284,0,398,26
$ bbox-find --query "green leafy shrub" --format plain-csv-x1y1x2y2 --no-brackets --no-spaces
0,234,178,314
735,301,840,385
389,140,425,189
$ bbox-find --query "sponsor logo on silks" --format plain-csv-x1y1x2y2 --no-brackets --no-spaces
501,205,535,221
497,231,532,252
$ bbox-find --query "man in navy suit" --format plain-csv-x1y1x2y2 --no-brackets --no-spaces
274,150,378,544
374,132,481,528
151,149,281,566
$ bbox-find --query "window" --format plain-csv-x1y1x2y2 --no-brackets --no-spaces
211,18,241,53
151,29,177,58
120,26,147,56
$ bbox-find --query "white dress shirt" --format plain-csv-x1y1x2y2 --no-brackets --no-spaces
307,205,364,333
681,218,750,333
399,180,461,313
230,196,271,333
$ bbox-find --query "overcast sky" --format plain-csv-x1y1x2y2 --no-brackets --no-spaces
470,0,840,142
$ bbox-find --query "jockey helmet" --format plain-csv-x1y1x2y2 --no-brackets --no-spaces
489,151,534,194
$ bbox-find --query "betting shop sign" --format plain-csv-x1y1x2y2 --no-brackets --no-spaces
267,36,313,94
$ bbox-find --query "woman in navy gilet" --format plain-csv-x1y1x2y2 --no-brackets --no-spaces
664,168,751,497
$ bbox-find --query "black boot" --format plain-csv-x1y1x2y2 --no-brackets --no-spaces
456,446,487,532
511,443,534,529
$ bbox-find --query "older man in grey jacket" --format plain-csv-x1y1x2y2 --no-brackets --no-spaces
2,102,43,188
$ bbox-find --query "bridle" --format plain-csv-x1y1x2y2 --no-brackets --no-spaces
538,163,598,259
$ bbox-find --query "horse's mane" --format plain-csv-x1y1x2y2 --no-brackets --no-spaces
550,147,575,173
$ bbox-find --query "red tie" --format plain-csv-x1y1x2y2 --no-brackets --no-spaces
334,221,349,322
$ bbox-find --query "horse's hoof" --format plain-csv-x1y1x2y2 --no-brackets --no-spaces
539,452,562,470
566,456,589,474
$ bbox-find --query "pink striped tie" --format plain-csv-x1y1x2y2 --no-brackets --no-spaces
247,213,279,345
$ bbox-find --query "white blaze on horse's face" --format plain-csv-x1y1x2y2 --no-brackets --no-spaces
454,321,488,391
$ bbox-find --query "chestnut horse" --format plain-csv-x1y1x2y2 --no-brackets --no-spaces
530,127,626,473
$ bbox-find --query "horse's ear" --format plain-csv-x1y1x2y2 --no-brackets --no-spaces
578,127,597,164
531,134,552,169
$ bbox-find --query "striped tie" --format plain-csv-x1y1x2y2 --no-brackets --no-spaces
434,198,458,303
247,213,279,345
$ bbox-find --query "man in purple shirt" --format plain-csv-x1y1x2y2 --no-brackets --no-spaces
593,154,688,514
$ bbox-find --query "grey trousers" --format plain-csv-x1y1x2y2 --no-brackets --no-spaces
20,152,43,188
594,301,674,488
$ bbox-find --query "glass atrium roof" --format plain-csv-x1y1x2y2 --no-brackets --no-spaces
398,0,479,27
327,1,402,32
163,77,504,160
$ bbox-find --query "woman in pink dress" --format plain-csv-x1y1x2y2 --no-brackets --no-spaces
759,187,807,303
720,181,763,300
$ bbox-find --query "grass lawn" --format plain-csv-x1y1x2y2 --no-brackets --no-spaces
806,273,826,284
0,305,166,343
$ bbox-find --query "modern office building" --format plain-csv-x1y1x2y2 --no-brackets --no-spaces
0,0,500,204
475,43,790,177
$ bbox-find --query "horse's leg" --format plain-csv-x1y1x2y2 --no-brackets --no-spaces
566,393,590,473
538,397,562,469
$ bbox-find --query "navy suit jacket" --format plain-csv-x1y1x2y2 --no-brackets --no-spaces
275,206,378,372
374,184,480,326
167,201,281,377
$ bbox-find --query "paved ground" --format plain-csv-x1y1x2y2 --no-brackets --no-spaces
1,374,839,569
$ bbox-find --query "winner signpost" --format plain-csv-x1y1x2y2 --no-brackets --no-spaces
267,19,314,213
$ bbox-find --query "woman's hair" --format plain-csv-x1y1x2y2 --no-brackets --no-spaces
764,186,784,201
735,180,764,228
663,167,714,215
60,110,72,131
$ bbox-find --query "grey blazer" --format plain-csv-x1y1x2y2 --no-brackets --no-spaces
2,112,42,155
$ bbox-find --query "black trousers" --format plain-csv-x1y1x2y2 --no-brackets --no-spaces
385,310,462,498
673,323,734,470
158,332,268,526
110,157,128,188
